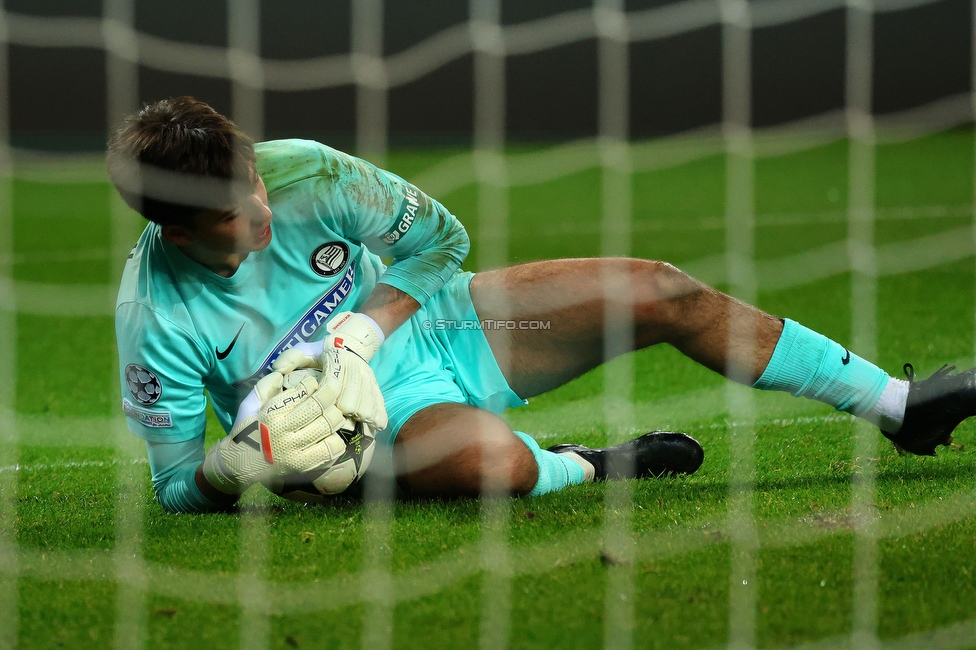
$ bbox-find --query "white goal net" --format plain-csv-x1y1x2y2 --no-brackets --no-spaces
1,0,975,648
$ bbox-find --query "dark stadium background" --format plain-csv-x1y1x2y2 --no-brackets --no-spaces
9,0,972,151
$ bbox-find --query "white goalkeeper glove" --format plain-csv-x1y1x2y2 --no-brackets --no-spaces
272,313,388,430
274,312,384,365
257,367,371,478
201,372,284,495
324,311,385,362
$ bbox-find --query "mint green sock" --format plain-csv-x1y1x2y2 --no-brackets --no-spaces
514,431,586,496
753,319,889,417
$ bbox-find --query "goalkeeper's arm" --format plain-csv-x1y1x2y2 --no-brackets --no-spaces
358,284,419,344
146,436,238,513
146,373,283,513
147,369,373,512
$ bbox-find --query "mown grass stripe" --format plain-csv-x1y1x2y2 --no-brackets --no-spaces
698,615,976,649
6,484,973,617
5,222,972,317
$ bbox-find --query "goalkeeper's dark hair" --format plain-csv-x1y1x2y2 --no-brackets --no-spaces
106,96,257,228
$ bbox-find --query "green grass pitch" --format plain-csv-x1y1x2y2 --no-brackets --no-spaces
6,129,976,648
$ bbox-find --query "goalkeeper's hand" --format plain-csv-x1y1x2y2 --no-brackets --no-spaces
272,313,388,430
258,368,370,477
274,312,384,366
201,372,284,496
324,311,385,362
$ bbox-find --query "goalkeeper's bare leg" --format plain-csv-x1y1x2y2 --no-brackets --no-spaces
471,258,782,395
394,257,971,497
394,258,777,498
394,403,538,498
470,258,967,457
397,258,766,498
393,402,702,498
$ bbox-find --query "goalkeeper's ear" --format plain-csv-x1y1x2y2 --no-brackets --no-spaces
273,341,324,373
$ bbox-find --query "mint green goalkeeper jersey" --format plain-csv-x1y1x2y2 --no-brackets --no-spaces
116,139,469,443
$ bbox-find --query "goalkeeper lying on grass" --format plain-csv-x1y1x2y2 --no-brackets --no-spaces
108,97,976,513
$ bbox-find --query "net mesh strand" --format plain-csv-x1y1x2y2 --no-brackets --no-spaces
2,1,975,648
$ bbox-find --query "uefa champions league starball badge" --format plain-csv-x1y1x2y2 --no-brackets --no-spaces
125,364,162,405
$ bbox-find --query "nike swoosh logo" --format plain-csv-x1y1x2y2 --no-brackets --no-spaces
841,349,851,365
216,323,245,360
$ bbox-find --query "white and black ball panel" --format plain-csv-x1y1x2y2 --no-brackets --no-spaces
268,420,376,504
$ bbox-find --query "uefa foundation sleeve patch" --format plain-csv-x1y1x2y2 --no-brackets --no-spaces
122,398,173,428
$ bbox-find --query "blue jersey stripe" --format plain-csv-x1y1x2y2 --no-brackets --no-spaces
237,261,356,388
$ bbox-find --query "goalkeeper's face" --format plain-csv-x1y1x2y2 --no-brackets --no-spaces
188,174,274,256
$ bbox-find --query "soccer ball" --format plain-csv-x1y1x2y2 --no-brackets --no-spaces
265,419,376,504
257,367,378,503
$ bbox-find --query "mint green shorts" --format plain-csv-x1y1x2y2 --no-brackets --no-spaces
370,271,527,446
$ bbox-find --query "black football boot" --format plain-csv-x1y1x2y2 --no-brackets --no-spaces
881,363,976,456
547,431,704,479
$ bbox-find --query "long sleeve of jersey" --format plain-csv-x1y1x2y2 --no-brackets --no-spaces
146,436,226,513
325,149,470,304
258,140,470,306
